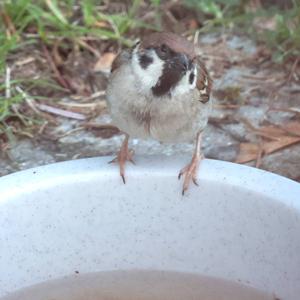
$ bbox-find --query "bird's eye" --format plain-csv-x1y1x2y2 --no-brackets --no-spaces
160,44,168,53
157,44,169,59
189,72,195,85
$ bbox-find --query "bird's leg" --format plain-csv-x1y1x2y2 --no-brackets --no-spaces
109,133,134,184
178,131,204,195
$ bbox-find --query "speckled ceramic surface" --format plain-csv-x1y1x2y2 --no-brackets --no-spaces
0,157,300,299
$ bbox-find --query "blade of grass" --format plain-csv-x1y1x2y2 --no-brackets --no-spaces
45,0,68,25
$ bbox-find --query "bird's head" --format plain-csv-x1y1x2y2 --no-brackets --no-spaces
131,32,198,97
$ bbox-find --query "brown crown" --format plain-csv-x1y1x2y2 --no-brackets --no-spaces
140,32,196,60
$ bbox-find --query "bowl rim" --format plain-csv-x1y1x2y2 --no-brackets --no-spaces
0,156,299,209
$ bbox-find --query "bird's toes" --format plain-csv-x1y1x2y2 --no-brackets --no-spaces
121,173,126,184
192,177,199,186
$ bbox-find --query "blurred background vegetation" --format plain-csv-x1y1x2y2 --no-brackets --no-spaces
1,0,299,65
0,0,300,141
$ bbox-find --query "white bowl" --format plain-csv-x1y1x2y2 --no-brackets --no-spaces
0,156,299,299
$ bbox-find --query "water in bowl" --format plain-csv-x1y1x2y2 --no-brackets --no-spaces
1,270,277,300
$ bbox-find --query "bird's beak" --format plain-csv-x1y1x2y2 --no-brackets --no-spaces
177,53,190,71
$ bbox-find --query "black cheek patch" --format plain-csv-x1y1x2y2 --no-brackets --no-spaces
189,73,195,85
139,54,153,69
152,62,183,97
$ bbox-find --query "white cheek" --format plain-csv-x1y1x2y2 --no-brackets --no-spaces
131,47,164,92
171,67,197,97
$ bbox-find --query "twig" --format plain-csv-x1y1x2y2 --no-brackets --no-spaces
255,142,264,168
41,43,71,90
268,107,300,115
15,86,41,114
281,86,300,94
59,102,98,108
239,117,257,131
58,101,106,110
72,153,81,159
214,104,240,109
287,57,299,83
83,123,119,132
241,74,285,83
18,131,34,139
1,10,17,39
38,121,48,134
193,30,200,46
201,54,229,62
77,39,100,57
244,86,261,95
36,103,87,120
14,57,35,67
241,74,271,80
70,90,106,102
5,66,11,98
254,132,281,141
11,104,27,126
57,127,85,138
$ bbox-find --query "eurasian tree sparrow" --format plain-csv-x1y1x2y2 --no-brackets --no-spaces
106,32,212,194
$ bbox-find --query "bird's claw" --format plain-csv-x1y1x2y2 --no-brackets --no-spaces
178,154,202,195
192,177,199,186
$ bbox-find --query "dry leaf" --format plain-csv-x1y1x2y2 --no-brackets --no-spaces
236,143,259,163
264,136,300,153
188,19,198,30
281,121,300,136
237,120,300,163
93,52,116,73
257,125,286,138
236,136,300,163
94,21,110,29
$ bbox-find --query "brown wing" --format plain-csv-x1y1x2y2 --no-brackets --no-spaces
196,57,212,104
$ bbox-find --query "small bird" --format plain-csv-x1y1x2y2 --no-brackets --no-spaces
106,32,212,194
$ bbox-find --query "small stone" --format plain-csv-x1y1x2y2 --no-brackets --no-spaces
8,139,55,170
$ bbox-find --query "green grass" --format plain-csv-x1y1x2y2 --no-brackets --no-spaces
1,0,158,69
260,4,300,63
185,0,300,63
